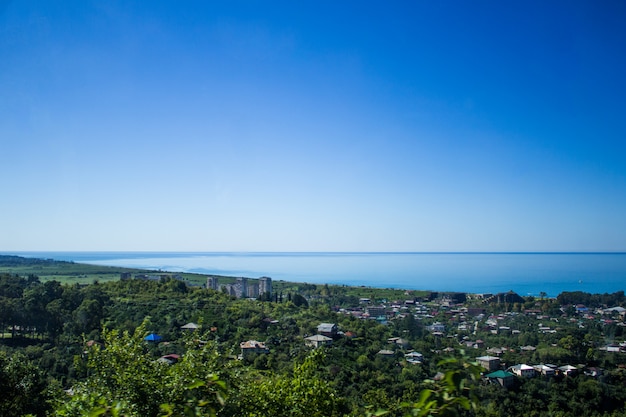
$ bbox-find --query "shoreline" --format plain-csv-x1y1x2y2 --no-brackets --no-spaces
3,252,626,297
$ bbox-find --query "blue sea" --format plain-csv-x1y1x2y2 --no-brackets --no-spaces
6,252,626,297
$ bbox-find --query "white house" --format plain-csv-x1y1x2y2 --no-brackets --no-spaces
508,364,536,378
305,334,333,348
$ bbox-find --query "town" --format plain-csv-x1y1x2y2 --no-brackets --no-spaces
1,256,625,416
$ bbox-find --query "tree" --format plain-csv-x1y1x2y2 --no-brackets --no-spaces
0,351,51,417
368,355,483,417
232,349,343,417
55,319,229,417
292,294,309,308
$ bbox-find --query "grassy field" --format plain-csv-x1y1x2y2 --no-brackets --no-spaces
0,255,245,286
0,255,151,284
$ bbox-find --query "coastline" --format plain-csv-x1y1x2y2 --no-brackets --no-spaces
3,251,626,297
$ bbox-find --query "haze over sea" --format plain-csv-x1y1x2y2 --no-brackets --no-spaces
10,252,626,298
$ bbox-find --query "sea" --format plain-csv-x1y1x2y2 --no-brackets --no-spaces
6,251,626,298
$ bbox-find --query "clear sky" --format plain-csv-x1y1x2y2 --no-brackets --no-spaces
1,1,625,252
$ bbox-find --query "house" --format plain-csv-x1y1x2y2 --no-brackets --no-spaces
467,307,486,316
158,354,180,365
181,322,200,331
367,306,386,317
534,364,556,377
317,323,338,337
476,355,501,372
605,344,623,353
575,304,589,313
486,347,505,356
559,365,578,376
427,322,445,332
603,306,626,315
240,340,269,358
465,339,484,349
305,334,332,348
388,337,409,348
508,364,536,378
485,370,516,388
405,351,424,364
377,349,395,357
584,367,603,378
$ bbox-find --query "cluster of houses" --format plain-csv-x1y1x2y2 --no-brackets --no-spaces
477,355,585,388
239,321,427,365
337,296,435,324
148,289,625,390
327,294,626,384
339,293,626,353
376,337,424,364
239,323,339,357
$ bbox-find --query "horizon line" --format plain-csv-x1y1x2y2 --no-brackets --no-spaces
4,250,626,255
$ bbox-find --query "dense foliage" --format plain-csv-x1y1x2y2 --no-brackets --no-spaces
1,256,626,416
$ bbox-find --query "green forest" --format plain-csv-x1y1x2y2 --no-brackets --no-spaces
1,255,626,417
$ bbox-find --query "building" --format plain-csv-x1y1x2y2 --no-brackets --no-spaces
181,322,200,331
259,276,272,297
534,364,556,377
317,323,338,337
158,354,180,365
467,307,486,316
428,322,446,333
559,365,578,376
206,276,218,290
367,306,386,317
222,284,237,297
405,351,424,364
305,334,333,348
247,282,259,298
388,337,409,348
476,355,501,372
485,370,516,388
236,277,248,298
239,340,269,358
508,364,536,378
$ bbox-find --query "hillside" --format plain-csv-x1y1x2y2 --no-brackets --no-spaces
0,255,625,416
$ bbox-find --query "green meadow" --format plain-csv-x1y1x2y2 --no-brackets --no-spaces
0,255,225,286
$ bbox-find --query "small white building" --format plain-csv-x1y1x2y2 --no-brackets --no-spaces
534,364,556,377
305,334,333,348
508,364,536,378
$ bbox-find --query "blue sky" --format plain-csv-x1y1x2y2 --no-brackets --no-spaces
1,1,625,252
